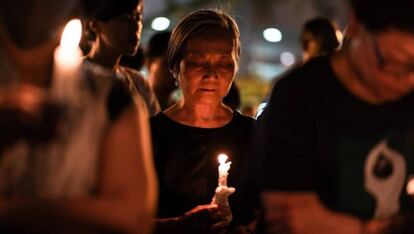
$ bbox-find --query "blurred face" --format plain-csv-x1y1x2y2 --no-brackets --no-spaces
303,35,321,61
96,1,143,56
348,27,414,101
178,28,237,106
148,56,175,89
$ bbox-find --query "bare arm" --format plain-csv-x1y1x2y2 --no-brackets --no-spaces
262,191,391,234
0,103,157,233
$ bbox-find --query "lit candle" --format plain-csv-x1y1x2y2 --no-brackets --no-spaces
52,19,82,98
218,153,231,187
407,176,414,195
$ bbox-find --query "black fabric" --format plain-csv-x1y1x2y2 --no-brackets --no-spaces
151,111,256,225
256,55,414,219
106,79,133,121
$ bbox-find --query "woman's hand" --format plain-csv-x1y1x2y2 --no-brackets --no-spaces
181,204,233,232
262,192,364,234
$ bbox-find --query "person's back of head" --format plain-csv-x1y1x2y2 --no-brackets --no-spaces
146,31,171,63
145,31,176,110
300,17,341,61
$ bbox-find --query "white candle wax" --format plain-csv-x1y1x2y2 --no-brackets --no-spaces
52,19,82,98
218,153,231,187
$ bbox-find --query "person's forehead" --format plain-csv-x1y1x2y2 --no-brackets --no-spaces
184,30,234,53
185,40,233,56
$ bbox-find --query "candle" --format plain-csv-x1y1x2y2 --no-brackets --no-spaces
407,176,414,195
52,19,82,99
218,153,231,187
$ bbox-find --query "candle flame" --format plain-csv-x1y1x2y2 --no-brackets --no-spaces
218,154,228,165
407,177,414,195
60,19,82,50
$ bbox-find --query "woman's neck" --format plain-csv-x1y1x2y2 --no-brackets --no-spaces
88,40,120,70
164,99,233,128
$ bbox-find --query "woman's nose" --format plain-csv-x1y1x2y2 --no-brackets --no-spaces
203,64,219,79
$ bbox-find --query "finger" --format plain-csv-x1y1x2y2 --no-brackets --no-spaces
186,204,217,215
210,220,231,231
207,204,219,213
210,211,223,221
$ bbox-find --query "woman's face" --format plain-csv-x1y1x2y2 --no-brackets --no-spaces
96,1,143,56
178,28,237,106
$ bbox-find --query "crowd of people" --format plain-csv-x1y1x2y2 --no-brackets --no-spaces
1,0,414,233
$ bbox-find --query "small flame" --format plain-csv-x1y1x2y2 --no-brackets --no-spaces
60,19,82,50
335,29,343,45
218,154,228,165
407,177,414,195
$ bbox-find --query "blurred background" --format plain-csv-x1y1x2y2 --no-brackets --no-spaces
141,0,349,111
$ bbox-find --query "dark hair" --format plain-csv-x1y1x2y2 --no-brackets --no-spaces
223,82,241,110
300,17,340,55
84,0,140,22
146,31,172,60
167,9,241,78
82,0,140,44
349,0,414,33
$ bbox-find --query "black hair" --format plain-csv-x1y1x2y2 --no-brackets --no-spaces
300,17,340,55
223,82,241,110
349,0,414,33
146,31,172,60
84,0,140,22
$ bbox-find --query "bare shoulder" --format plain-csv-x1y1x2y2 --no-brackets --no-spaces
119,66,149,88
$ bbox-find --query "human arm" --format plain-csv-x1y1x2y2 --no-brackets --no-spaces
154,204,232,234
0,101,157,233
261,191,397,234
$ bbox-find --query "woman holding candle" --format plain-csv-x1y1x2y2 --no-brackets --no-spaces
84,0,160,116
151,9,257,233
0,0,156,232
